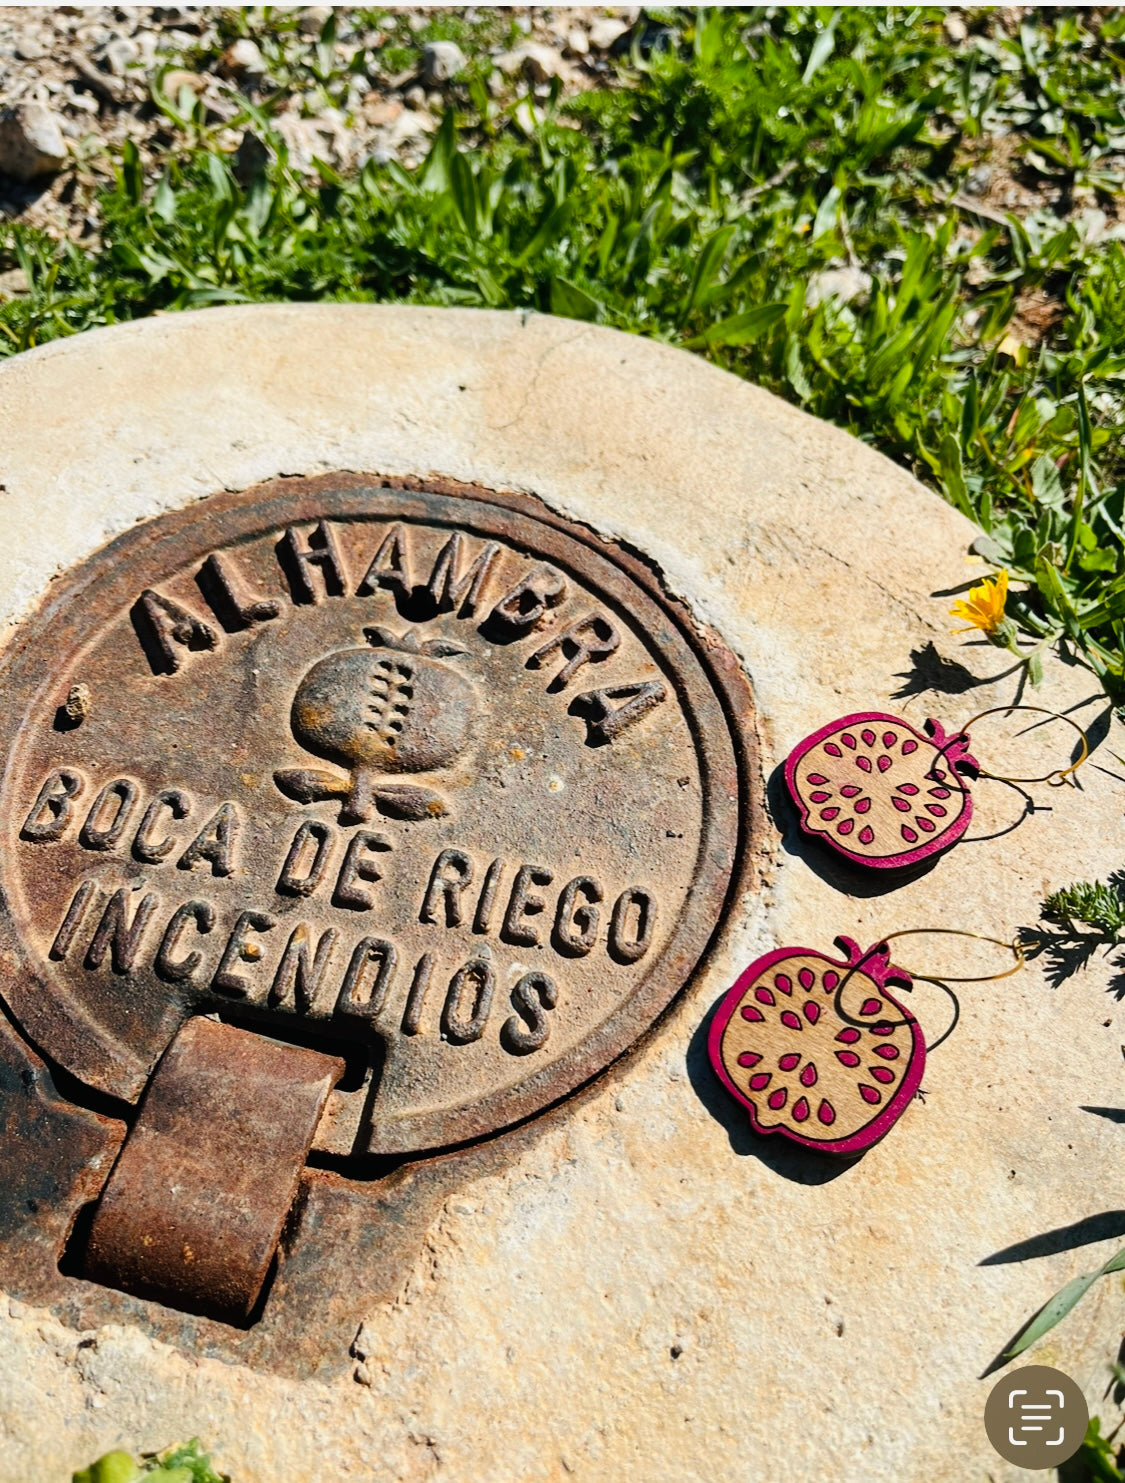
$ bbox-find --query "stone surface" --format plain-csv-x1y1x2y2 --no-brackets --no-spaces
0,101,67,181
0,304,1122,1481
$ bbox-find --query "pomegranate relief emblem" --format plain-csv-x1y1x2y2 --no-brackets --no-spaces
274,625,476,823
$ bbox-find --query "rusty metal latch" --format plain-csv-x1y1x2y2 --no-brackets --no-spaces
83,1018,343,1324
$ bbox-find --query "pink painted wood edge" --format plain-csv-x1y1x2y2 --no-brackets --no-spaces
707,937,927,1156
783,710,976,871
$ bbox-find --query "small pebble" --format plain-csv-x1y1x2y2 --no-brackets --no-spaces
805,265,873,308
0,102,68,181
495,41,568,83
103,35,139,76
299,7,332,36
221,38,267,78
14,35,46,62
0,267,31,299
421,40,466,87
64,683,92,724
588,17,631,50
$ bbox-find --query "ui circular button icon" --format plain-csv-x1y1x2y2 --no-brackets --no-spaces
985,1365,1089,1468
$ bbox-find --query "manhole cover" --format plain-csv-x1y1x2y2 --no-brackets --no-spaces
0,473,756,1330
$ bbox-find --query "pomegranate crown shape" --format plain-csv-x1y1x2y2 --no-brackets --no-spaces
363,625,466,660
784,710,981,872
921,717,978,773
708,935,926,1157
829,935,911,990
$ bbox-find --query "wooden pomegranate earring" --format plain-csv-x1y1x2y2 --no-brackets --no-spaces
708,930,1023,1156
784,705,1089,872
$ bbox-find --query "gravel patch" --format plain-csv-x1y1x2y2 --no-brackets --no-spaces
0,6,640,242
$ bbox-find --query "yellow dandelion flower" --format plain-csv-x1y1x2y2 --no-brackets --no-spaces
950,569,1009,635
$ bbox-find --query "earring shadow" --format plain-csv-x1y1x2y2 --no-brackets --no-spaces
767,763,939,899
685,992,858,1186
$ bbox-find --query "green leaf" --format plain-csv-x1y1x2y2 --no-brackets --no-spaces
812,185,841,242
119,140,143,206
153,171,176,225
1004,1271,1102,1360
802,14,840,84
1030,453,1066,510
204,153,232,205
685,303,786,348
938,433,974,522
73,1454,141,1483
970,534,1009,565
1065,379,1092,573
517,200,572,265
1005,1243,1125,1361
449,152,478,237
550,277,600,322
1075,1419,1125,1483
693,9,726,66
1035,555,1081,637
1078,580,1125,630
958,378,979,456
153,1438,230,1483
785,337,813,403
684,225,735,316
418,111,456,196
1079,548,1118,574
314,10,338,81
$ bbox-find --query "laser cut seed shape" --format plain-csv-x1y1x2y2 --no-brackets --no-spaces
708,937,925,1156
275,626,477,824
785,712,979,871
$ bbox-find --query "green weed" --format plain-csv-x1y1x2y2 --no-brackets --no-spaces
73,1439,228,1483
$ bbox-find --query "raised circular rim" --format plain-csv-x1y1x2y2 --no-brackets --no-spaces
0,473,761,1155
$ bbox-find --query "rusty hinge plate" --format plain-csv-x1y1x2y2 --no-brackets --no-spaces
84,1017,342,1323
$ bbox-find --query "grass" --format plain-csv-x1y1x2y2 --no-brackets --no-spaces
2,7,1125,702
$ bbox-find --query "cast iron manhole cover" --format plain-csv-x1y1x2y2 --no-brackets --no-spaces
0,474,756,1331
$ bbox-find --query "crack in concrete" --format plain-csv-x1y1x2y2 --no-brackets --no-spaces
487,322,597,432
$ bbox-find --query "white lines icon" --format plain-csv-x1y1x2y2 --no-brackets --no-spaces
1006,1387,1067,1447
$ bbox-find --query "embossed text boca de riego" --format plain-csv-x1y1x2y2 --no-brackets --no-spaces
19,517,669,1059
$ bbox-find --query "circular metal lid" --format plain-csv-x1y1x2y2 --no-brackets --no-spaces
0,475,757,1157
